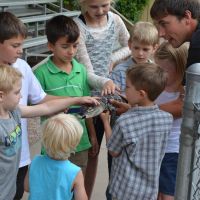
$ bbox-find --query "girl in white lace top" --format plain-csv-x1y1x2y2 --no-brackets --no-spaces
75,0,130,93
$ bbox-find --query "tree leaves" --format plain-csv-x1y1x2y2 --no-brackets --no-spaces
63,0,150,23
114,0,149,23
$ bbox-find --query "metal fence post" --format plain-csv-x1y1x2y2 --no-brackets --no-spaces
175,63,200,200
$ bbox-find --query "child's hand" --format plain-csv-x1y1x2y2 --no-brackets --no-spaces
101,80,120,96
100,111,110,124
76,96,100,106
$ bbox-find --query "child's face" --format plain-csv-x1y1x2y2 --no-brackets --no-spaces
0,36,24,65
48,37,79,65
85,0,111,20
125,78,142,106
2,80,22,111
129,40,156,64
155,58,179,88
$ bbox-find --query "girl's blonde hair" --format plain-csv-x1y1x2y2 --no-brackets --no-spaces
79,0,114,13
0,64,22,93
42,114,83,160
154,41,188,80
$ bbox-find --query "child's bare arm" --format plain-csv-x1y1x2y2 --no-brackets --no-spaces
19,97,99,118
73,171,88,200
101,112,121,157
100,112,112,144
24,170,29,192
85,118,99,157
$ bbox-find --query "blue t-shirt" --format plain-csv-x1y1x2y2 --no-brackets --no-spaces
29,155,80,200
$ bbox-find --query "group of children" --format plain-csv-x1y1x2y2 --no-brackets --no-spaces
105,20,187,200
0,0,188,200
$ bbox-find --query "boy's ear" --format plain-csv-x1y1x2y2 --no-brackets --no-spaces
139,89,147,98
47,42,54,52
184,10,192,24
128,40,132,50
153,44,159,53
0,91,4,101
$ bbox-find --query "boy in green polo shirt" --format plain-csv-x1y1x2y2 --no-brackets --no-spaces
34,15,97,175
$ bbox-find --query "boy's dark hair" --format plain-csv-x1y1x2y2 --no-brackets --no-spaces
150,0,200,20
46,15,80,44
126,63,167,101
0,12,27,43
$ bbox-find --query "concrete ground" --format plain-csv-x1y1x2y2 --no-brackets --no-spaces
22,137,108,200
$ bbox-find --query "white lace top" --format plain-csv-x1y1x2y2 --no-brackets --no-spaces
75,11,130,89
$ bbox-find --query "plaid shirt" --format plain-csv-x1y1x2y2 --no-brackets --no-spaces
107,105,173,200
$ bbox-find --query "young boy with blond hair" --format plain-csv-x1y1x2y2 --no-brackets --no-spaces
24,114,88,200
102,63,173,200
105,21,159,199
111,21,159,94
0,64,98,200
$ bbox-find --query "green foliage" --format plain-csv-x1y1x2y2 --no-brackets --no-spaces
63,0,79,10
63,0,149,22
114,0,150,23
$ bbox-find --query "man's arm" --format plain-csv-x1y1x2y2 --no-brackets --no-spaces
109,99,131,115
159,86,184,118
110,94,183,118
159,97,183,118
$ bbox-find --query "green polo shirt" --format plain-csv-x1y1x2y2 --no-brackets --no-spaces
34,57,91,152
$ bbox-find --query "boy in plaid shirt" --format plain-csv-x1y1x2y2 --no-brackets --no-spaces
102,63,173,200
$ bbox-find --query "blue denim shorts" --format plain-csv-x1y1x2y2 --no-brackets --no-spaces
159,153,178,196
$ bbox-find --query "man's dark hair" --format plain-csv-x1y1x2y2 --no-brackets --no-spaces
0,12,27,43
46,15,80,44
150,0,200,20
